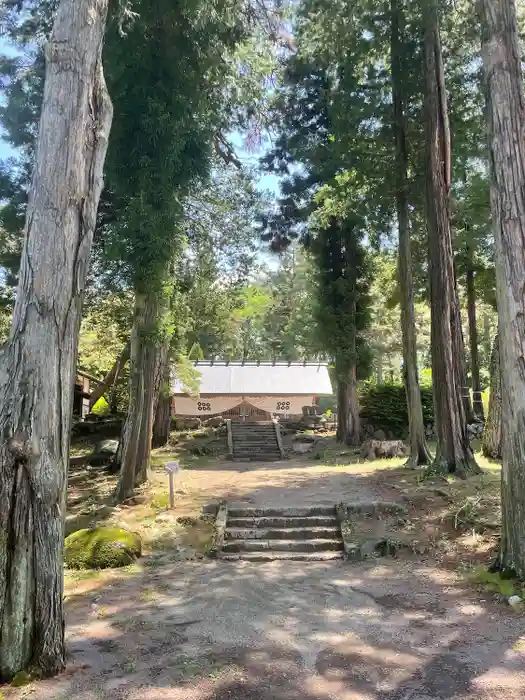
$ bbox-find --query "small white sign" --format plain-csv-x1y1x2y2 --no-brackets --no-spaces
164,461,180,474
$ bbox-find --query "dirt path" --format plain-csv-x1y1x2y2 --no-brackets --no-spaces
13,558,524,700
168,456,393,513
6,454,519,700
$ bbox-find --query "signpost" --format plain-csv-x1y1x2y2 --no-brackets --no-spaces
164,461,180,509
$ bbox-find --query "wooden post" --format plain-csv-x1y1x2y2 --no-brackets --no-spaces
164,461,180,509
225,419,233,458
273,418,285,459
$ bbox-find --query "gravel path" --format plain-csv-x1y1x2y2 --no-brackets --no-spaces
19,558,525,700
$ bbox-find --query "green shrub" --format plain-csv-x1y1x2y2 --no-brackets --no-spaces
482,388,490,418
359,382,434,438
64,527,142,569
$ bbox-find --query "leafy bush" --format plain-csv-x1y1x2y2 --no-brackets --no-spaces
64,527,142,569
91,396,110,415
482,388,490,418
359,383,434,438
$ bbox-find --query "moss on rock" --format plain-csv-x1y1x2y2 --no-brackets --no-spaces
64,527,142,569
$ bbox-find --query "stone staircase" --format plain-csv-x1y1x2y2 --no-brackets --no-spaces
229,421,283,461
219,506,343,561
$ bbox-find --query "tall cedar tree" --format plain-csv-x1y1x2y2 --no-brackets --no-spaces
482,332,502,459
104,0,246,501
481,0,525,576
423,0,479,475
260,56,374,431
465,242,484,419
309,214,371,444
390,0,432,465
0,0,112,680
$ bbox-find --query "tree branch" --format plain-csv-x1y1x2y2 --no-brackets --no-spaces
213,132,242,169
88,340,130,409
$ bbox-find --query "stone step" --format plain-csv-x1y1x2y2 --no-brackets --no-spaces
232,449,281,454
233,435,278,440
232,457,282,462
225,526,341,540
233,448,281,457
233,441,279,445
232,427,276,432
233,436,276,440
233,443,279,449
233,450,281,460
233,427,276,431
233,436,278,440
227,506,337,518
222,539,344,553
227,515,339,528
218,550,343,562
232,434,278,439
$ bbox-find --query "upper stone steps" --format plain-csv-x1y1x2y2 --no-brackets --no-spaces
229,421,283,460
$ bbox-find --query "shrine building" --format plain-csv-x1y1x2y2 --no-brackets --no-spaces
172,361,333,422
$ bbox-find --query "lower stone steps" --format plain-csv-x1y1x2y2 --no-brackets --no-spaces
226,526,341,540
219,505,343,561
219,551,343,562
228,506,337,517
223,538,344,553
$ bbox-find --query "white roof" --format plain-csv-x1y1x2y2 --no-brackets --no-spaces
172,362,333,396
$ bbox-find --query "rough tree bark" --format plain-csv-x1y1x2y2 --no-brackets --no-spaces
423,0,479,476
481,0,525,576
482,333,502,459
88,340,130,409
452,292,474,423
466,245,484,419
134,336,168,485
336,370,360,446
114,295,153,501
114,293,168,500
0,0,112,680
152,362,171,448
391,0,432,466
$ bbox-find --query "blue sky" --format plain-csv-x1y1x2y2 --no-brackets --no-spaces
0,140,15,160
0,36,18,161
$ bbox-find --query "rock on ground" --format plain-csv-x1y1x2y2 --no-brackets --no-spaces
361,439,409,461
88,439,119,466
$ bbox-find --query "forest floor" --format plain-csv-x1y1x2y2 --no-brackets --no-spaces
3,432,524,700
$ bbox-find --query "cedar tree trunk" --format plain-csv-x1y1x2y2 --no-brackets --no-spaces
423,0,479,476
115,293,168,500
336,372,360,446
153,362,171,448
0,0,112,680
482,333,502,460
481,0,525,576
466,246,484,419
391,0,432,465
